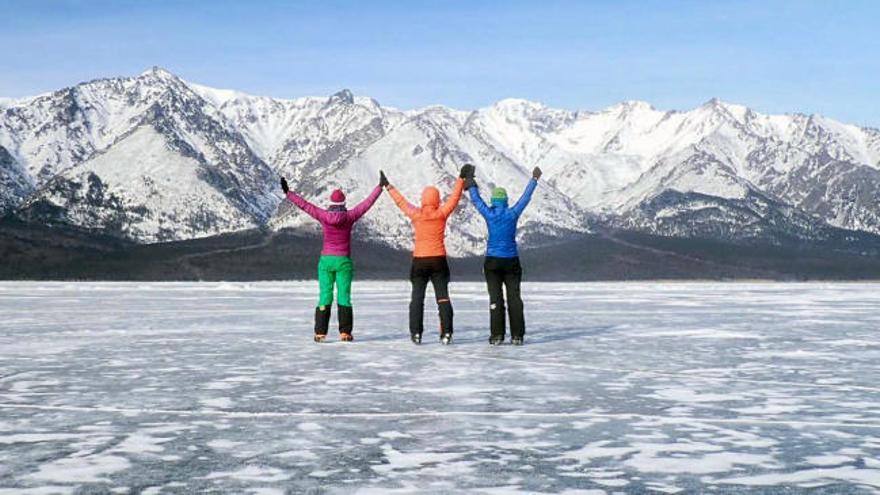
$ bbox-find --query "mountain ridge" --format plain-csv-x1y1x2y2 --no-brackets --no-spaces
3,67,879,255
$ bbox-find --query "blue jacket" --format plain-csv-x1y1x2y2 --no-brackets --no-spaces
468,179,537,258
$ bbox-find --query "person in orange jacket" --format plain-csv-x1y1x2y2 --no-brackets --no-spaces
383,165,472,344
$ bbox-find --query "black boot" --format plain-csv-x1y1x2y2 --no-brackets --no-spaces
489,336,504,346
338,305,353,341
511,336,524,346
411,333,422,345
314,306,331,342
437,299,453,335
489,299,506,344
440,332,453,345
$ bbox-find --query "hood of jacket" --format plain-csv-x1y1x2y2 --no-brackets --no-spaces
421,186,441,209
323,204,349,226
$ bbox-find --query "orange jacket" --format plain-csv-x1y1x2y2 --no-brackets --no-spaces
388,179,465,257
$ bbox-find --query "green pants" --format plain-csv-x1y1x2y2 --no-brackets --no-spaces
317,255,354,308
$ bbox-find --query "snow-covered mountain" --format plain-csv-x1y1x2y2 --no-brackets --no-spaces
0,68,276,241
2,67,879,253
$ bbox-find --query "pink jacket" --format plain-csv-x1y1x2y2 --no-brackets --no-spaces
286,186,383,256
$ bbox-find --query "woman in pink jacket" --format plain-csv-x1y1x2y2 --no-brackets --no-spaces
281,172,386,342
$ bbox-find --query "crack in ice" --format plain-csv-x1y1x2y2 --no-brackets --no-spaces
2,403,879,430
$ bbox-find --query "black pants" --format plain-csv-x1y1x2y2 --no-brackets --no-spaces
410,256,453,336
484,256,524,339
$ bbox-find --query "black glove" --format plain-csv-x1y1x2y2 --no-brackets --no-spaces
463,177,477,190
460,164,475,179
280,177,290,194
379,170,389,188
532,166,542,180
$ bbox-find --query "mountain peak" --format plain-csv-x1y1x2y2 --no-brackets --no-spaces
493,98,545,110
137,67,184,89
329,89,354,104
140,66,176,78
608,100,656,114
698,97,751,121
700,97,747,111
416,104,454,114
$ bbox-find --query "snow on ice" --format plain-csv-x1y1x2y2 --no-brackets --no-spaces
1,281,879,493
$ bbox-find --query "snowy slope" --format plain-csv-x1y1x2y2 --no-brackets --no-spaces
18,126,260,241
0,144,33,213
465,97,880,238
6,68,277,240
2,68,880,250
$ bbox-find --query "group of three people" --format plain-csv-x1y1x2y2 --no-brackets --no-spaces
280,164,542,346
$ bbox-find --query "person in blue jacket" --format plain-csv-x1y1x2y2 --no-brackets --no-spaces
464,165,541,345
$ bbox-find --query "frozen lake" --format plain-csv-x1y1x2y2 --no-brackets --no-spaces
1,281,879,494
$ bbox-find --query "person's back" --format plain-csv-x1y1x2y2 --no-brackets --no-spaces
385,168,468,344
318,207,357,256
390,183,464,257
481,202,522,258
289,189,380,257
466,166,541,346
282,178,384,342
470,182,537,258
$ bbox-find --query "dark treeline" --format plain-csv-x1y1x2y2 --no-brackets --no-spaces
2,218,880,281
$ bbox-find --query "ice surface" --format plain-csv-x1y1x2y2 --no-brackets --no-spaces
1,281,879,493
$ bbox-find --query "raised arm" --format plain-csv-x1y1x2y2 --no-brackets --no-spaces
439,178,465,217
387,186,418,219
468,185,491,219
511,178,538,217
348,185,383,221
282,176,325,221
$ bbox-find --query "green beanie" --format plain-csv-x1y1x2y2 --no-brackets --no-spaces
491,187,508,201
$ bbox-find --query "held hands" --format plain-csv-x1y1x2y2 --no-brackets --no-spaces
532,166,542,180
461,164,477,190
280,177,290,194
379,170,390,188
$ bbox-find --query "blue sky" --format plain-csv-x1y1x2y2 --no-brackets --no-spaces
2,0,878,125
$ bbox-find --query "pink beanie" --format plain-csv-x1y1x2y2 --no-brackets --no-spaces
329,189,346,205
